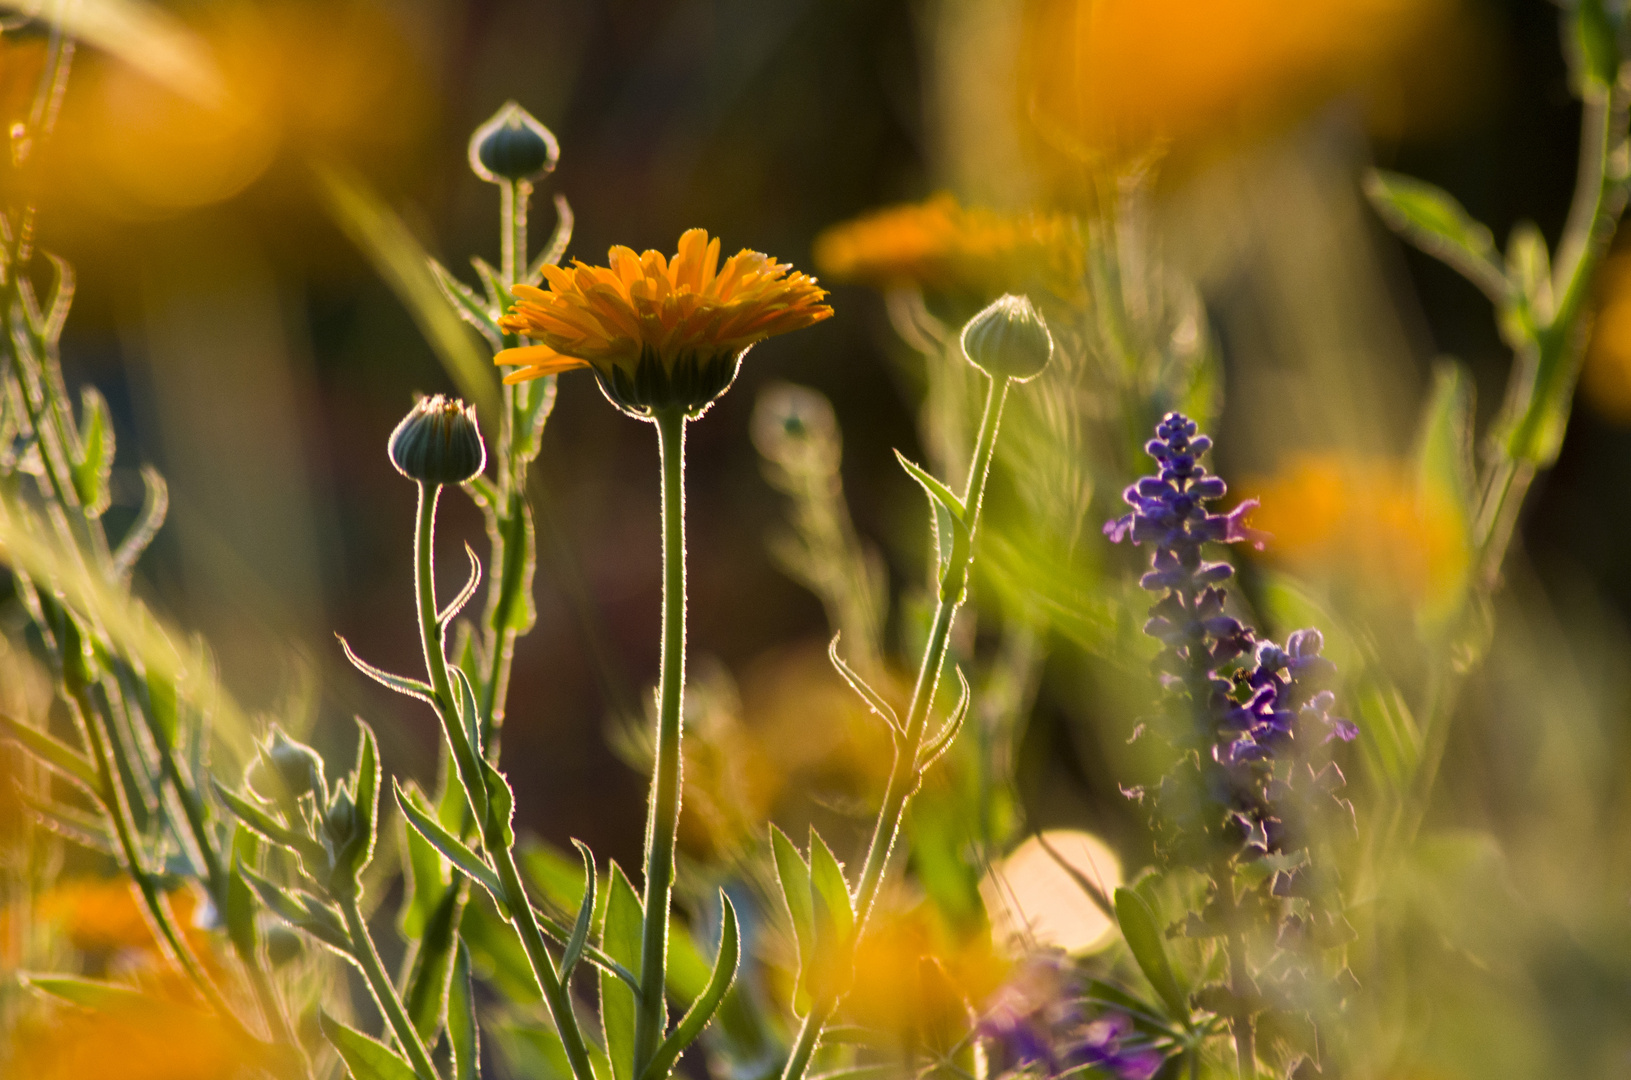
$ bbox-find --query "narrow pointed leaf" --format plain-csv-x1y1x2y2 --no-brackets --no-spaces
1113,887,1187,1019
600,861,644,1080
483,760,515,848
430,257,504,350
224,828,262,957
320,1010,421,1080
640,894,740,1080
917,666,971,772
17,790,112,853
808,828,854,949
395,780,504,903
561,839,597,979
769,825,814,972
70,386,114,517
453,667,488,769
1363,170,1507,304
893,450,966,522
827,635,899,736
438,544,484,631
450,942,481,1080
23,973,149,1011
212,780,323,865
239,864,353,954
338,636,436,706
405,882,462,1041
0,714,99,793
526,194,576,283
112,466,169,580
336,720,382,877
471,257,509,314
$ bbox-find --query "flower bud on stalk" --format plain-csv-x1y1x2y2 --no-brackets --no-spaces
388,395,486,485
248,726,327,804
469,100,560,184
961,293,1054,382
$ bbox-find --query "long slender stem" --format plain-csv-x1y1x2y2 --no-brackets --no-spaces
412,480,599,1080
635,405,688,1072
780,376,1012,1080
340,892,441,1080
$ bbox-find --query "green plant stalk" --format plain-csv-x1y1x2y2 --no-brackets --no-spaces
633,405,688,1073
339,890,441,1080
413,480,598,1080
779,375,1013,1080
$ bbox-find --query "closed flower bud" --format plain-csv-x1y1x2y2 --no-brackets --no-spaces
469,101,559,184
388,395,486,485
248,726,326,803
960,294,1054,382
324,785,357,848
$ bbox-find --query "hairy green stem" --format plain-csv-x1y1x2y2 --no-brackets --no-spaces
634,406,689,1071
340,891,441,1080
780,376,1012,1080
413,480,598,1080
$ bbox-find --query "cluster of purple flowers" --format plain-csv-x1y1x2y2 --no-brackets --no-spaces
979,958,1164,1080
1105,413,1355,865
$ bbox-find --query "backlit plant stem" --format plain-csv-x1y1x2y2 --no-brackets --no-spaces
412,480,598,1080
633,404,688,1073
781,375,1013,1080
340,891,440,1080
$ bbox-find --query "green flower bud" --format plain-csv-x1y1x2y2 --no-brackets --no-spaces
324,784,357,848
265,925,304,968
247,726,326,804
388,395,486,485
960,293,1054,382
469,101,559,184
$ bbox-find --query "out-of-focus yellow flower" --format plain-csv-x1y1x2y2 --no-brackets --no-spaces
496,228,832,415
7,983,264,1080
1583,254,1631,421
1244,455,1470,615
1021,0,1460,171
813,193,1083,302
835,899,1010,1046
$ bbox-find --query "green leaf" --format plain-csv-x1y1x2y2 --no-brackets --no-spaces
70,386,114,517
600,861,644,1080
483,761,516,848
23,973,149,1011
338,637,437,707
0,713,99,794
320,1010,421,1080
334,720,382,878
1363,170,1508,304
438,545,484,635
143,673,180,752
404,883,462,1041
395,779,504,903
17,791,112,854
525,194,576,284
561,839,598,979
453,667,488,770
916,665,970,772
111,465,168,580
1113,888,1187,1020
212,780,325,870
224,827,261,957
895,450,966,580
641,894,740,1080
808,829,854,965
1413,360,1476,625
1506,221,1553,326
492,1022,575,1080
430,257,504,351
239,864,353,954
1573,0,1621,88
769,825,814,977
826,635,899,735
450,942,481,1080
313,163,500,420
399,791,452,939
471,257,510,314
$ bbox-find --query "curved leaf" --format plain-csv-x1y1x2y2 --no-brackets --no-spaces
337,636,436,706
395,779,503,903
1113,887,1187,1020
320,1010,420,1080
640,894,740,1080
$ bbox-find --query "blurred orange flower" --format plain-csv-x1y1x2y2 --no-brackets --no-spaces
1022,0,1461,171
1582,254,1631,422
1,877,210,959
7,984,263,1080
1244,454,1469,615
813,193,1084,302
496,228,833,397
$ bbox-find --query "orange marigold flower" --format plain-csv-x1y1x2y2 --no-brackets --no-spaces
812,193,1083,302
495,228,832,417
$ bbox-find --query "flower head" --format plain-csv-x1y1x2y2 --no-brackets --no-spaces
388,395,486,485
962,294,1055,382
496,228,832,417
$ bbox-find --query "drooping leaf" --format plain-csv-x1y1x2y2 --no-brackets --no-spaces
600,861,644,1080
1363,170,1507,304
319,1010,421,1080
438,544,484,633
337,637,436,707
1113,887,1187,1020
211,780,324,869
826,635,899,736
18,791,112,853
640,894,740,1080
561,839,598,979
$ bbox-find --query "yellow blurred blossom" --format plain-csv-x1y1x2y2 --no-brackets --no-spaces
1021,0,1462,171
1582,254,1631,421
813,192,1084,302
2,877,211,958
1243,454,1470,614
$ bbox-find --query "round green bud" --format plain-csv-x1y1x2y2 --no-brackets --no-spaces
323,785,357,848
469,101,559,184
960,293,1054,382
388,395,486,485
248,726,326,804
